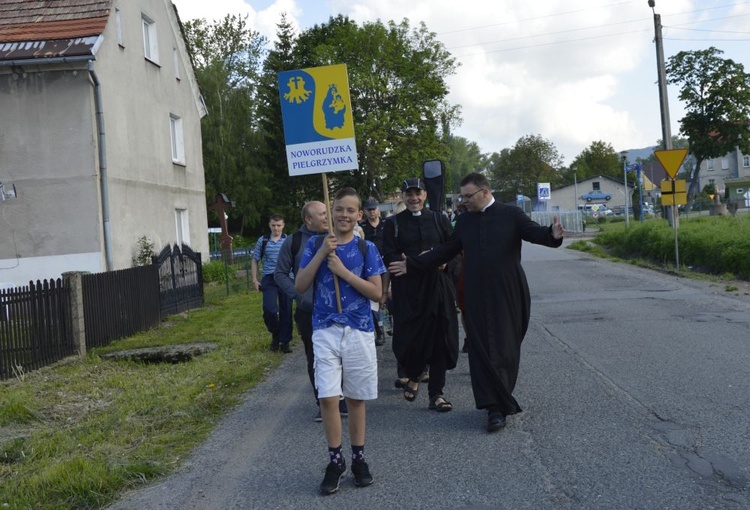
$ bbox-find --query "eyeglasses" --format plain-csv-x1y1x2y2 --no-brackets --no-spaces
456,188,486,203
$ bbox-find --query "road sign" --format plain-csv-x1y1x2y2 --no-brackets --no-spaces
537,182,551,201
654,149,688,180
661,179,687,206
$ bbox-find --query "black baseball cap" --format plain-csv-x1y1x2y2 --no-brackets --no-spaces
363,198,379,209
401,178,425,192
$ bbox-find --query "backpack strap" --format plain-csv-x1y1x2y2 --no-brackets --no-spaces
290,231,304,261
259,233,271,259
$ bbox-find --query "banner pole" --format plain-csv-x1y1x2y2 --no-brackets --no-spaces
321,173,343,313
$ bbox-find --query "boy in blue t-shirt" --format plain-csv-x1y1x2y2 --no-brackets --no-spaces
295,187,385,495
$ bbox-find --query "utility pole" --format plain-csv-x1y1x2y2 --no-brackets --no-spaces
650,0,680,268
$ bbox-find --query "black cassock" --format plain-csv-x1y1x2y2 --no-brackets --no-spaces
409,202,562,416
383,209,459,380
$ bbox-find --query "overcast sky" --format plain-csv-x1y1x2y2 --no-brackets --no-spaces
171,0,750,165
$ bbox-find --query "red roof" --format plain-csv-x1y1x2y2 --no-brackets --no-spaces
0,0,111,60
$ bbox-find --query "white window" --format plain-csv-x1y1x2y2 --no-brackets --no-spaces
115,9,124,47
142,14,158,63
743,155,749,167
173,48,181,80
707,160,714,171
169,114,185,164
721,158,729,170
175,209,189,246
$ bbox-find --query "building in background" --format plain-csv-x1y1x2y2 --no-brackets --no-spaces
0,0,208,285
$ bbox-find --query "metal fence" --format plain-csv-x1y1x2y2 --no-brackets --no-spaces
82,265,161,349
153,244,204,316
0,279,75,380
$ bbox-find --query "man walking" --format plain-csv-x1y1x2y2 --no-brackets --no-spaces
388,172,564,432
360,198,386,346
251,214,293,353
382,178,459,413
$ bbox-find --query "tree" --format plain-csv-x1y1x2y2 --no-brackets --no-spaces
256,14,321,225
666,47,750,208
183,15,268,234
291,16,461,200
445,136,486,195
566,141,621,182
486,134,563,203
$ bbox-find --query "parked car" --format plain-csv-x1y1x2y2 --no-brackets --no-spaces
581,190,612,202
582,204,612,216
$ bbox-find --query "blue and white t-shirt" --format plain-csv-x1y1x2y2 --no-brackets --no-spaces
252,234,287,275
299,236,386,332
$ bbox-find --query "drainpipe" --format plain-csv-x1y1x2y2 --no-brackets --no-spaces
87,61,113,271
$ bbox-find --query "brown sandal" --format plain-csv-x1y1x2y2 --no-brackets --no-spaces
403,380,419,402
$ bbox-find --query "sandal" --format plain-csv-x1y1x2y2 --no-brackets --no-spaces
394,377,409,389
429,396,453,412
403,380,419,402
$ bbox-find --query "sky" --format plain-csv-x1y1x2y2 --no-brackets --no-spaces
171,0,750,165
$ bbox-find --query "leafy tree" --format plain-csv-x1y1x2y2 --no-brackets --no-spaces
183,15,268,234
566,141,621,182
291,16,460,201
445,136,486,195
486,134,563,203
256,14,320,226
666,46,750,207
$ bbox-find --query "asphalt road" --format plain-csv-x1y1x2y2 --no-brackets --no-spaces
110,239,750,510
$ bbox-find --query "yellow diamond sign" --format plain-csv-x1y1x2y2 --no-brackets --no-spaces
654,149,689,180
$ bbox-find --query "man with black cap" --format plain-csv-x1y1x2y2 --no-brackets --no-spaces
381,178,459,413
360,198,386,346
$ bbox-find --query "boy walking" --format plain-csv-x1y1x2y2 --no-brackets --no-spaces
295,188,385,495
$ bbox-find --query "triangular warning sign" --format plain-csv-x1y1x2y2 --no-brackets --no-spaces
654,149,688,179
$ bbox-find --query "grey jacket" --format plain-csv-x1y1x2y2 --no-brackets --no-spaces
273,224,324,313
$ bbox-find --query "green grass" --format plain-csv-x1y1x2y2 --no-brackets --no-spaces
0,291,278,509
570,214,750,280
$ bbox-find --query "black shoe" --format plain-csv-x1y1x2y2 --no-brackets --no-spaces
374,332,385,346
280,344,292,354
339,398,348,417
320,462,346,495
487,411,506,433
269,343,279,352
351,461,373,487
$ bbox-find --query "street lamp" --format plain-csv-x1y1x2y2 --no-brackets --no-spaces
620,151,629,228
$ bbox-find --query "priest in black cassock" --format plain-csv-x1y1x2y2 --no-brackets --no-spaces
388,172,564,432
382,178,459,413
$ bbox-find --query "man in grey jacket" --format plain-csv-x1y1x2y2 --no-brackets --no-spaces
274,201,348,421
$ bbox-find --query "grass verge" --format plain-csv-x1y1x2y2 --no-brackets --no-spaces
568,214,750,288
0,291,277,509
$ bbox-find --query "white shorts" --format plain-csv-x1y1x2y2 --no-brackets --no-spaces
313,324,378,400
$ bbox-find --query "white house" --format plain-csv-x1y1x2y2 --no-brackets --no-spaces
0,0,209,286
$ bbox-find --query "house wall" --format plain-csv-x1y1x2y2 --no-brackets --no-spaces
93,0,208,267
0,68,104,285
548,177,632,212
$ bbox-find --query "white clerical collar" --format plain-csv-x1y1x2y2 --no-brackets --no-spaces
412,211,422,216
481,198,495,212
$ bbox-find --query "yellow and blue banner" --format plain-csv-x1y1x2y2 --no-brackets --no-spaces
278,64,358,176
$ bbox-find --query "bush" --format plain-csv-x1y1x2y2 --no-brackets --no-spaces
203,260,237,283
594,215,750,279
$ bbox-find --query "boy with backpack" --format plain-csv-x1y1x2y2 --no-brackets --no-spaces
295,188,385,495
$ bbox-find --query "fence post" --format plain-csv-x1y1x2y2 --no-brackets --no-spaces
62,271,87,357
